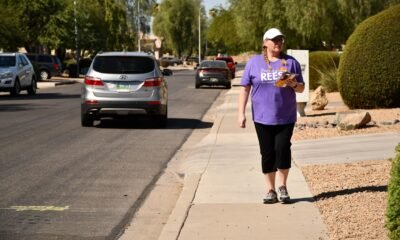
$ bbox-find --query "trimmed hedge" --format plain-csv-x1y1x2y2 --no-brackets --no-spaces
309,51,341,90
386,144,400,239
337,4,400,109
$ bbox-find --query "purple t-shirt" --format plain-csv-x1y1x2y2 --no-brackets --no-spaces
241,54,304,125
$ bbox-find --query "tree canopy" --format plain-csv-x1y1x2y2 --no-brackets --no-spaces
206,0,400,53
1,0,399,58
0,0,155,58
206,7,241,55
152,0,206,57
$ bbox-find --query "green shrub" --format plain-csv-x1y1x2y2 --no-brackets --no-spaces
309,51,341,90
386,144,400,239
63,58,76,72
318,68,338,92
337,4,400,109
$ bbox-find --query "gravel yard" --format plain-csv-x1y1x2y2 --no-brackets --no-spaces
294,91,399,240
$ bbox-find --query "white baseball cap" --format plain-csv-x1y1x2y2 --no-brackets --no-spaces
263,28,284,40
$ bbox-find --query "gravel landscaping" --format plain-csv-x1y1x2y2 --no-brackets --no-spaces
293,91,399,240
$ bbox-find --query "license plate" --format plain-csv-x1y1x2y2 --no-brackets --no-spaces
116,83,131,92
116,110,129,115
210,78,218,82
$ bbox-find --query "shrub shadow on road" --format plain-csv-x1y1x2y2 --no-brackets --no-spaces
95,117,213,130
0,93,80,101
0,103,37,112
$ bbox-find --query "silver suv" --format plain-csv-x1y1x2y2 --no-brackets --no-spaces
81,52,170,127
0,53,37,96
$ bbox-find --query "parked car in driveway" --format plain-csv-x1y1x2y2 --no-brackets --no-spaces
25,53,62,80
159,56,183,67
216,55,237,78
185,56,200,65
195,60,232,89
0,53,37,96
81,52,171,127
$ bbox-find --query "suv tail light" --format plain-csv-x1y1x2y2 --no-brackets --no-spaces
84,76,104,86
53,63,60,70
143,77,163,87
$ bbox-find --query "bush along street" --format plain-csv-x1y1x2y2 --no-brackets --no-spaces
386,143,400,239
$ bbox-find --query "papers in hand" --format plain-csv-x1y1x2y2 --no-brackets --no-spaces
275,72,297,88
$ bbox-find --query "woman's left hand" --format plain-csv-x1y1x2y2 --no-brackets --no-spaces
285,77,298,88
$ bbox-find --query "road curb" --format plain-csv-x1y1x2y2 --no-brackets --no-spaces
157,80,240,240
157,173,201,240
157,100,228,240
37,79,79,89
55,80,78,86
116,85,227,240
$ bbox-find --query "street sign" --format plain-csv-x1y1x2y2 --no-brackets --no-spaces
287,49,309,116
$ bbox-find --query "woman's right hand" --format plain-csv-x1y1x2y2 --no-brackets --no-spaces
238,85,250,128
238,114,246,128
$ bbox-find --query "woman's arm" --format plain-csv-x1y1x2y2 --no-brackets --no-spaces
238,85,251,128
287,80,305,93
288,58,305,93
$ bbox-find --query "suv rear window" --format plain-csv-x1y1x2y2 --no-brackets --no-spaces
93,56,155,74
26,55,36,62
38,55,53,63
200,61,227,68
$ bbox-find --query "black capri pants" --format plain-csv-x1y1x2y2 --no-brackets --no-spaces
254,122,295,173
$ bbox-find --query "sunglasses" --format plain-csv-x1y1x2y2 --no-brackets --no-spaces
269,37,285,43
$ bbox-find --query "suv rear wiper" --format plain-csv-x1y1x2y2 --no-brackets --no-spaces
121,69,141,74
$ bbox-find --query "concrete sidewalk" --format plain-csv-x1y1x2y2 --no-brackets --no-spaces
293,132,400,166
158,77,329,240
156,73,400,240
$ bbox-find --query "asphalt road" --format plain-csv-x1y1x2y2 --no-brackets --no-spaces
0,70,226,239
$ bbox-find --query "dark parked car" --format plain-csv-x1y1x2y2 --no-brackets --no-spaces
81,52,170,127
195,60,232,89
216,55,237,78
25,53,62,80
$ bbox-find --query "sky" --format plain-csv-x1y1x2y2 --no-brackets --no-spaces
203,0,228,15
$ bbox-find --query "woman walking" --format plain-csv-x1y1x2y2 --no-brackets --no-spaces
238,28,305,204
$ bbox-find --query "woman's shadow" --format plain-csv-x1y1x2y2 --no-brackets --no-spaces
286,185,387,204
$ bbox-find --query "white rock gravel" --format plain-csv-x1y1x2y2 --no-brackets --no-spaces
295,91,398,240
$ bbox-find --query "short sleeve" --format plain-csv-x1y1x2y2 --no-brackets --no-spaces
241,58,253,86
292,59,304,85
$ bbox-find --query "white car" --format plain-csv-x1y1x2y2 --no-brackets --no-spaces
0,52,37,96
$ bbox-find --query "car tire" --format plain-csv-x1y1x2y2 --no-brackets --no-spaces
40,70,50,80
10,79,21,96
27,77,37,95
195,81,200,89
226,82,231,89
154,107,168,128
81,113,94,127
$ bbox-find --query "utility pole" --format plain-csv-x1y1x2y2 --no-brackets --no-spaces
137,0,141,52
74,0,80,77
198,7,201,64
